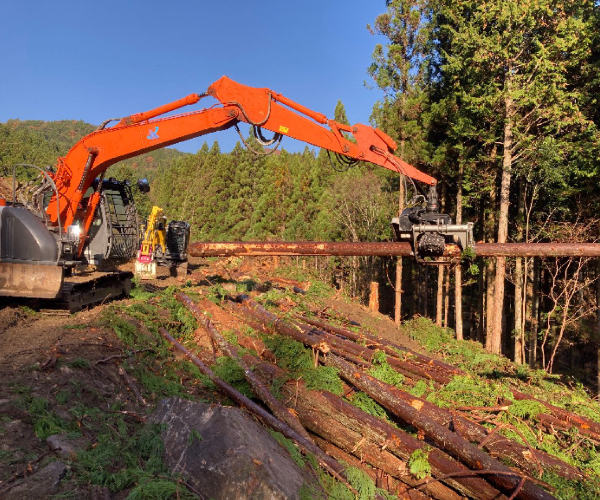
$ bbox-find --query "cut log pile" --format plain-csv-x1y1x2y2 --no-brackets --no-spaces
157,287,599,500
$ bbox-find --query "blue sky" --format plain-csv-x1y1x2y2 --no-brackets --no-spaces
0,1,388,154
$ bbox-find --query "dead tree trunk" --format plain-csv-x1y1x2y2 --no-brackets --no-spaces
455,163,464,339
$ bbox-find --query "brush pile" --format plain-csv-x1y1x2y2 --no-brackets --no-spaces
157,279,600,500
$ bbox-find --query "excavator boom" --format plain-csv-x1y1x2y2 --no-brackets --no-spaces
0,75,469,307
45,76,438,257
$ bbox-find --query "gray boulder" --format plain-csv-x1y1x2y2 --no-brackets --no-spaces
151,398,318,500
5,461,67,500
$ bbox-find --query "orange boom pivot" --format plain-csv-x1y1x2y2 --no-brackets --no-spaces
45,76,437,256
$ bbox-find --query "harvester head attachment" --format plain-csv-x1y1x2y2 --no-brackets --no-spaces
392,187,473,264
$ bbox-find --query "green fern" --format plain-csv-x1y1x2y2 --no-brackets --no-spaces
408,449,431,480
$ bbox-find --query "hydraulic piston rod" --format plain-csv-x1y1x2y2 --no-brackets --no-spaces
188,241,600,258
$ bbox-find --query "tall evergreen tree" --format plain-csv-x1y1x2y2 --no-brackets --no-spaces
432,0,597,354
368,0,433,323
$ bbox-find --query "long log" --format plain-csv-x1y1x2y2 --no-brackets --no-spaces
239,346,507,500
175,292,313,442
300,307,600,446
157,326,352,488
293,320,449,385
232,293,590,486
327,354,557,500
304,312,600,445
226,297,372,368
230,295,449,384
251,366,510,500
189,241,600,258
297,315,463,378
321,354,584,481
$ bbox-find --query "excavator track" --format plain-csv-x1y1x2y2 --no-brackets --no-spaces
48,271,133,313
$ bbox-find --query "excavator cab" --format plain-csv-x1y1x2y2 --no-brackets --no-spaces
391,186,473,263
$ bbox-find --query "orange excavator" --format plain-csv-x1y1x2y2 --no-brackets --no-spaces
0,76,472,310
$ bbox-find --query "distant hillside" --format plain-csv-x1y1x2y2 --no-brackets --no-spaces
0,119,188,182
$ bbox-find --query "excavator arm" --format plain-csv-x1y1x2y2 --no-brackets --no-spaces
45,76,465,259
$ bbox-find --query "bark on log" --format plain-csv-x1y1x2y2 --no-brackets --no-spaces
301,310,600,447
327,354,557,500
231,295,448,384
157,326,349,486
312,436,434,500
267,375,509,500
293,320,449,385
512,389,600,442
188,241,600,258
175,292,313,442
297,315,462,377
319,354,583,481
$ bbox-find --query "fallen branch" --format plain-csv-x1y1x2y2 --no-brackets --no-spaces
118,366,147,407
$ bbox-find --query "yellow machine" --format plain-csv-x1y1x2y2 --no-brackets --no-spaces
135,206,190,279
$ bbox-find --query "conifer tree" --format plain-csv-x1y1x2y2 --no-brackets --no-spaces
432,0,597,354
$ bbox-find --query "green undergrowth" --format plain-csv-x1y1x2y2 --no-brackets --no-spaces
16,395,79,440
77,422,194,499
402,317,600,494
368,350,404,387
404,317,600,420
408,448,431,480
264,336,343,395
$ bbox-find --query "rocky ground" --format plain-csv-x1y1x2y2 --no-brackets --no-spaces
0,256,599,500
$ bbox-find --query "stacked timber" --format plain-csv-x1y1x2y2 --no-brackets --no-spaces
158,288,598,500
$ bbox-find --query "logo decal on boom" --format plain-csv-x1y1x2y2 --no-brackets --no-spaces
147,126,160,140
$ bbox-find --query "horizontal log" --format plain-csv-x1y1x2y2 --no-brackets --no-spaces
189,241,600,258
